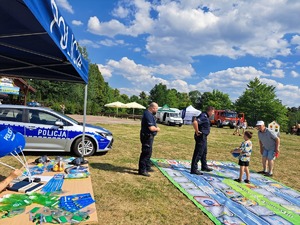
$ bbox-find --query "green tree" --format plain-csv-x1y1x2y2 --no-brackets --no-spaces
189,90,201,109
129,95,139,102
177,92,192,109
87,64,110,114
199,90,233,111
139,91,149,107
235,78,288,129
166,89,179,108
149,83,168,106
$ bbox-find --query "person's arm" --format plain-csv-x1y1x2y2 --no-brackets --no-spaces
192,119,201,136
275,137,280,152
149,126,160,132
0,169,22,192
259,140,263,155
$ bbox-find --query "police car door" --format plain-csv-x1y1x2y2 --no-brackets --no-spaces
25,109,68,151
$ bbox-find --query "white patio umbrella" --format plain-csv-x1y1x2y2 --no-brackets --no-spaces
104,101,128,115
125,102,146,116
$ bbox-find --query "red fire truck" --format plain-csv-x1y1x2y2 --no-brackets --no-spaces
210,110,244,128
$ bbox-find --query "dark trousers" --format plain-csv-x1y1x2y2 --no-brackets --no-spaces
191,134,208,172
138,133,154,173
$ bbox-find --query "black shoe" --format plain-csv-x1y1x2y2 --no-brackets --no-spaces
201,167,213,172
234,178,241,183
244,179,250,183
257,171,267,174
191,170,203,175
147,168,154,172
138,171,150,177
264,173,273,177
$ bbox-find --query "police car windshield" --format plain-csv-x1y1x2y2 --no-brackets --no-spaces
54,111,81,125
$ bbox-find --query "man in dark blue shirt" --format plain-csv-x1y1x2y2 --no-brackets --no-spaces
138,102,160,177
191,106,215,175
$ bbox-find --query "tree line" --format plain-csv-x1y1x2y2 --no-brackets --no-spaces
27,63,299,131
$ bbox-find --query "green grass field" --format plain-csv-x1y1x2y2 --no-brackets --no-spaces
1,123,299,224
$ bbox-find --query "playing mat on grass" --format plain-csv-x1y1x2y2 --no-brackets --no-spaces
151,159,300,225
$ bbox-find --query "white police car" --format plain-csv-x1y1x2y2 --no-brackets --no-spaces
0,105,113,156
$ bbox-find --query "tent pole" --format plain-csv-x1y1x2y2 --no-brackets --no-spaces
82,84,88,157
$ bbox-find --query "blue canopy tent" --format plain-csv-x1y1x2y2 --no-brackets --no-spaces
0,0,90,156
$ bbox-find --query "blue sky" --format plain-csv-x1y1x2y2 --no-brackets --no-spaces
57,0,300,107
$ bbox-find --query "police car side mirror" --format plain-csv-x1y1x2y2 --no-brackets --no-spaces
55,120,64,127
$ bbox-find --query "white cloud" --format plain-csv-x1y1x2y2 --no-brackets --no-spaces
260,78,300,107
267,59,283,68
291,35,300,45
78,39,101,48
87,0,300,64
153,64,195,79
72,20,83,26
85,0,300,107
87,16,127,37
99,39,124,47
87,0,153,37
191,67,299,106
191,67,268,100
106,57,167,88
291,70,299,78
112,6,129,18
168,80,190,93
118,88,141,97
56,0,74,14
97,64,112,79
106,59,299,107
271,69,285,78
105,57,195,83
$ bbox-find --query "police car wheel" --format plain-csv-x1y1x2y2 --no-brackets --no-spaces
72,137,96,157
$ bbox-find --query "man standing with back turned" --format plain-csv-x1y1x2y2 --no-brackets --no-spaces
138,102,160,177
191,106,215,175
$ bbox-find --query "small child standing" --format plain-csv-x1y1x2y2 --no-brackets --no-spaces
231,131,253,183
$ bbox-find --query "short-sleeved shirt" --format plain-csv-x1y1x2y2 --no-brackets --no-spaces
141,110,157,135
239,140,252,162
195,112,211,135
258,128,278,151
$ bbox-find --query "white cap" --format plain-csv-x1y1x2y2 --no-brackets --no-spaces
256,121,265,126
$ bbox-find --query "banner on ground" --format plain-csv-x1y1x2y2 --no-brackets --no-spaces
152,159,300,225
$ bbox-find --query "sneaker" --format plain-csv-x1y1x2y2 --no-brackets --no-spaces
264,173,273,177
147,168,154,172
138,171,150,177
201,167,213,172
191,170,203,175
244,179,250,183
234,179,241,183
257,171,267,174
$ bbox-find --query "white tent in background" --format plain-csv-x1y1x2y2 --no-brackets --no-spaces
181,105,201,125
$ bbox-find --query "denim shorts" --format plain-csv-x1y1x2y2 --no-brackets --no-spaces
262,148,275,160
